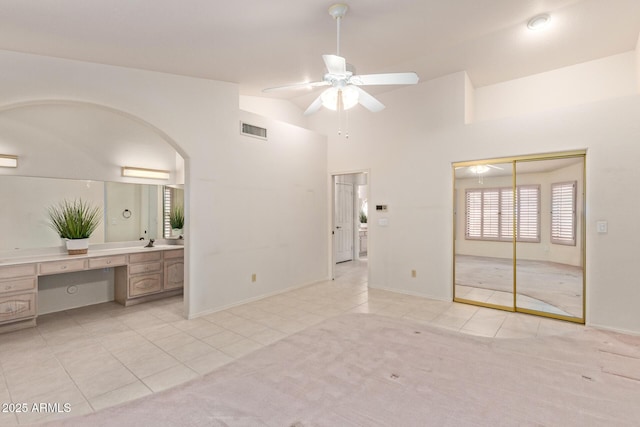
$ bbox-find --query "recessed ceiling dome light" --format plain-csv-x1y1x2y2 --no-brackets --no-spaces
527,14,551,31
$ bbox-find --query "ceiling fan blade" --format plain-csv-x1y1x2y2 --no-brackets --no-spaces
323,54,347,75
350,72,419,86
352,86,385,112
262,81,329,93
303,93,325,116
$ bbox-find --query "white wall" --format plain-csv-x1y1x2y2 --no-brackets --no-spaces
314,53,640,334
239,95,307,129
0,50,328,319
474,52,638,122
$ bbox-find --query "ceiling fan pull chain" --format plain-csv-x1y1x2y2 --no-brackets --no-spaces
345,109,349,139
337,89,343,135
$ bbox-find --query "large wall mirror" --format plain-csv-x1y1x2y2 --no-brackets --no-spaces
453,152,585,323
0,175,184,251
0,101,185,253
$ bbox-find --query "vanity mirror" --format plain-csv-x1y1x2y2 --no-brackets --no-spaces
0,175,184,251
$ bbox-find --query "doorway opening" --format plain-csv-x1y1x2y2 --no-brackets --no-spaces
331,171,369,282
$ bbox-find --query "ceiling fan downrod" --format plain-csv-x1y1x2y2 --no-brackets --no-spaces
328,4,348,57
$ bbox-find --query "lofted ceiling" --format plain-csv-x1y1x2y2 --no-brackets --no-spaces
1,0,639,109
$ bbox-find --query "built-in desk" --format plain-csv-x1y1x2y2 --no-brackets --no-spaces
0,244,184,334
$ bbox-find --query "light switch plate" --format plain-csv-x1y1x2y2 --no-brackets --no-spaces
378,218,389,227
596,221,607,233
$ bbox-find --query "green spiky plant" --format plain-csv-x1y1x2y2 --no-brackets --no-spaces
170,205,184,230
359,211,367,224
48,199,102,239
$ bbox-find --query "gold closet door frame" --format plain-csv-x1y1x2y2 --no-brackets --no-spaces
452,150,586,324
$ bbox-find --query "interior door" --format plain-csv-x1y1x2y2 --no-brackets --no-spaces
335,182,354,263
454,161,514,309
515,157,585,321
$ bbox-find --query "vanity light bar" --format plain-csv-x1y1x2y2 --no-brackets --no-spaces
0,154,18,168
121,166,170,180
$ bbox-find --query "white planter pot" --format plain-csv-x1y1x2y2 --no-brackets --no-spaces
66,238,89,255
172,228,183,237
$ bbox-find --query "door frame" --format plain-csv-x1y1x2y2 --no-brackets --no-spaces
330,169,371,280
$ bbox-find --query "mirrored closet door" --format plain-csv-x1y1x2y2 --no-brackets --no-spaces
453,152,585,324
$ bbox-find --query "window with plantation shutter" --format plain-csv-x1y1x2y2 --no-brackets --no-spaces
551,181,576,246
465,185,540,242
163,186,172,238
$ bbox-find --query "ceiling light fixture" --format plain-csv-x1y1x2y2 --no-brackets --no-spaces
321,86,359,111
527,14,551,31
0,154,18,168
122,166,170,180
468,165,490,174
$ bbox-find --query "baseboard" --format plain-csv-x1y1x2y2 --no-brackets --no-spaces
586,322,640,337
367,283,451,302
188,276,332,320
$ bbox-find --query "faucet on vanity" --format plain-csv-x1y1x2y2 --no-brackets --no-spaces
144,239,155,248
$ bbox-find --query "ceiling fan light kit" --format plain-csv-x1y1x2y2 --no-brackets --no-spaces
263,3,419,119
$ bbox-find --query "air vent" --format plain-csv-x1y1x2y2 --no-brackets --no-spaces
240,122,267,140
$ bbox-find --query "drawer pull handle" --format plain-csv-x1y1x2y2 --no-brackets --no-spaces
5,285,11,290
61,266,67,270
106,260,112,264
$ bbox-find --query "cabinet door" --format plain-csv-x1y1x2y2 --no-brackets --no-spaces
0,293,36,324
164,260,184,290
129,274,162,297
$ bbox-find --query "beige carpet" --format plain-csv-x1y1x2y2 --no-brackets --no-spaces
43,314,640,426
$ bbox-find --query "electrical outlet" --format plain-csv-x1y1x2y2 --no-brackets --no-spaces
411,270,416,278
251,273,257,282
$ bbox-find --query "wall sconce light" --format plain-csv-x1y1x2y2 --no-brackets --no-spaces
121,166,170,180
0,154,18,168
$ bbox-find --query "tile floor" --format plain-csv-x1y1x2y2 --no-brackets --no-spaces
0,257,583,425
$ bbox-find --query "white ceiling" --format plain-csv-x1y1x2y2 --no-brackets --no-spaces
1,0,639,109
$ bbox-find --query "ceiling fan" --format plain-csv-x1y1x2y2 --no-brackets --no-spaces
263,3,419,116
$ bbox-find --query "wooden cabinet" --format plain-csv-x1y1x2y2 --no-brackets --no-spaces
0,247,185,332
0,263,37,330
115,248,184,306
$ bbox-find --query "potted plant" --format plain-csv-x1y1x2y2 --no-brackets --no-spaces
359,211,368,229
48,199,102,255
170,205,184,237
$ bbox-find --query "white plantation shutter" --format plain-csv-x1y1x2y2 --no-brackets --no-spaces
465,190,482,239
516,185,540,242
465,186,540,242
482,190,500,239
163,186,172,238
551,181,576,246
500,188,514,241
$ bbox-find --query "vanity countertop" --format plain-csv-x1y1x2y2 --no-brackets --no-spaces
0,243,183,267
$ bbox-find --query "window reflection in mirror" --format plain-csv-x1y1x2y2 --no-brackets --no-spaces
163,185,184,238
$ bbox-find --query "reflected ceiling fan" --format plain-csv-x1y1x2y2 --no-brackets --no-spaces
263,3,419,116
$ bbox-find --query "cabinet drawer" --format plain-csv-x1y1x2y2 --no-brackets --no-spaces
89,255,127,269
39,259,87,275
129,252,161,264
0,293,36,323
163,249,184,260
129,262,162,275
129,274,162,297
0,277,36,295
0,264,36,280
